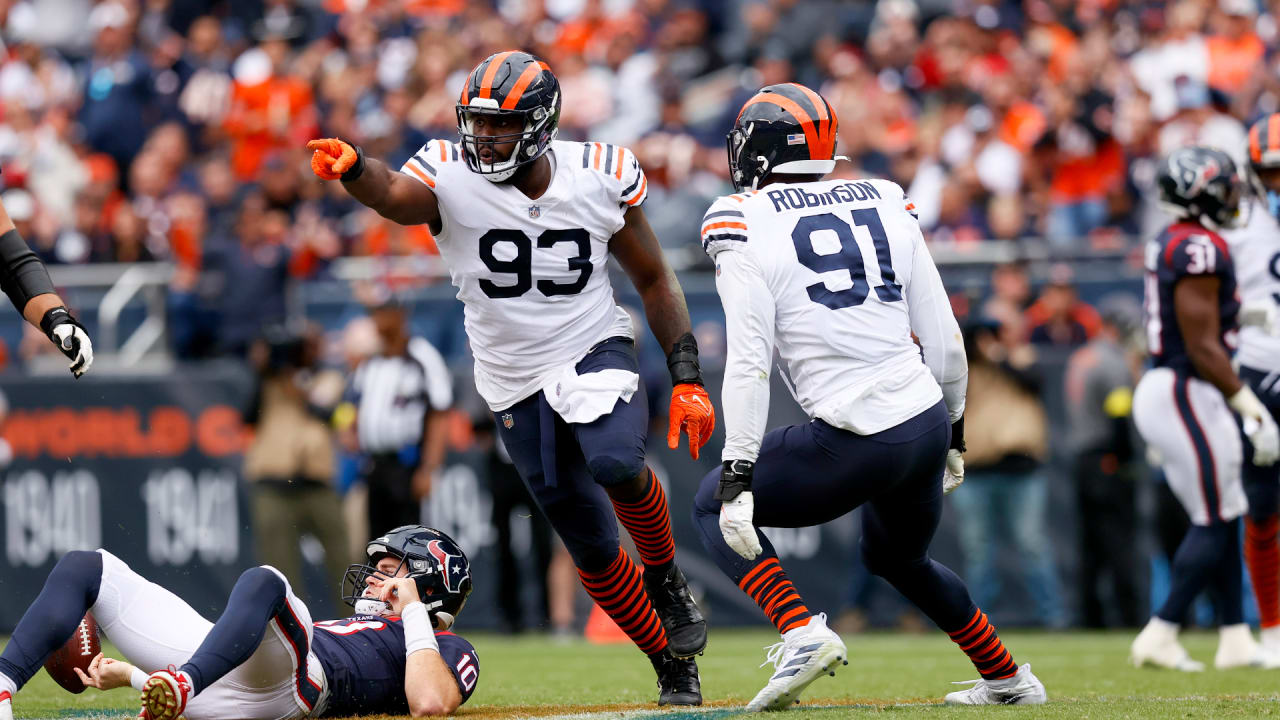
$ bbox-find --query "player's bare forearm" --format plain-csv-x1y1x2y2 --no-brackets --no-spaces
1174,276,1242,396
423,410,449,472
22,292,64,327
405,650,463,716
610,207,692,349
341,157,440,228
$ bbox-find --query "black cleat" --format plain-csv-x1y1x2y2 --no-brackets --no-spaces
650,650,702,706
644,564,707,658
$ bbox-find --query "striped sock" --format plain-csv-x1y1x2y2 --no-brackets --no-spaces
578,547,669,655
1246,515,1280,628
948,608,1018,680
610,469,677,571
739,557,812,634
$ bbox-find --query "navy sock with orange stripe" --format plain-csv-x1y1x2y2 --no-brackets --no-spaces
610,469,677,572
739,558,813,634
578,547,669,655
947,608,1018,680
1246,515,1280,629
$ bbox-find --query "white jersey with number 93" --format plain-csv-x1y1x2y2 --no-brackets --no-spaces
399,139,648,410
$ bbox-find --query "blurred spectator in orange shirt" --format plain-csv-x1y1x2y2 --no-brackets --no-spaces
224,37,319,181
1207,0,1264,95
1026,264,1101,348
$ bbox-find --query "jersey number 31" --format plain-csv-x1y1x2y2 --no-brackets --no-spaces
792,208,902,310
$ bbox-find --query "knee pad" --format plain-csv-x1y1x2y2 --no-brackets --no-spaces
585,448,645,488
236,566,288,602
51,550,104,606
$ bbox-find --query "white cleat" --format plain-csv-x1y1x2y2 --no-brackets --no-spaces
0,690,13,720
745,613,847,712
140,666,193,720
1261,626,1280,657
1215,623,1280,669
944,663,1047,705
1130,617,1205,671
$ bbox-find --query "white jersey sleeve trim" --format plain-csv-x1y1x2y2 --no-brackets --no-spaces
408,337,454,411
701,198,749,258
906,228,967,422
715,248,776,464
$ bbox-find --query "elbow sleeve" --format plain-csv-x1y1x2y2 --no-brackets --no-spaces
0,229,55,313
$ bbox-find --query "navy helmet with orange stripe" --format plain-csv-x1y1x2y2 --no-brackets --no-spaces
727,83,841,192
1156,146,1245,230
1246,113,1280,214
456,50,560,182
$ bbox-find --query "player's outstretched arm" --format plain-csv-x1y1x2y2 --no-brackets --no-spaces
0,197,94,377
307,138,442,230
610,206,715,458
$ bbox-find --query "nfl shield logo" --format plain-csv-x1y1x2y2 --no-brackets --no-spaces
502,413,514,429
786,133,805,145
528,205,541,219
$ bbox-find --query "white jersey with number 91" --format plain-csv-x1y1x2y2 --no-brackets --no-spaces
703,177,966,462
399,139,648,411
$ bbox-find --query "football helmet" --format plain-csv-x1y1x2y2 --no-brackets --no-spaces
1156,146,1245,230
342,525,473,629
456,50,560,182
727,83,841,192
1247,114,1280,216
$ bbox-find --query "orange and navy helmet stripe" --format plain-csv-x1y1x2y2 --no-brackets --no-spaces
1250,113,1280,167
477,50,516,100
736,84,838,161
502,60,551,110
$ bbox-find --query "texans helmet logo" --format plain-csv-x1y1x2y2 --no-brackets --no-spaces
427,539,468,593
1172,152,1222,199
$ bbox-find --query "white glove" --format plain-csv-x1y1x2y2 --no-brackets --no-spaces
943,449,965,494
1240,300,1279,336
1230,386,1280,466
50,322,93,378
719,491,762,560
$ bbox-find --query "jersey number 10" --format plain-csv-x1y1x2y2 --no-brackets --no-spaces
792,208,903,310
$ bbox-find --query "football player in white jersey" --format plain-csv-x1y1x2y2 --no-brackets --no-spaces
308,51,712,705
1225,114,1280,655
691,84,1046,710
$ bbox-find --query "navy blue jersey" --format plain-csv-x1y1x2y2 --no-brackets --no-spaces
1143,222,1240,376
312,615,479,717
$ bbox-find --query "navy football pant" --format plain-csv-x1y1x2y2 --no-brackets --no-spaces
1240,366,1280,628
495,338,651,573
495,338,675,656
692,401,1017,678
0,550,102,689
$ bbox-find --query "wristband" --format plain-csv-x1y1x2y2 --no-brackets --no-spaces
666,332,703,386
715,459,754,502
949,416,966,453
340,145,367,183
130,666,149,692
401,601,440,658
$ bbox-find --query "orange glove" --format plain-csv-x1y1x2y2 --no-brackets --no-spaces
307,138,358,180
668,383,715,460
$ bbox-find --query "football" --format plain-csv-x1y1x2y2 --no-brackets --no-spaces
42,611,99,694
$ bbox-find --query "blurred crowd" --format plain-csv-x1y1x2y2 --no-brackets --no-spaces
0,0,1277,284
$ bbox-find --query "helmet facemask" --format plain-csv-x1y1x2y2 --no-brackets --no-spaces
456,97,559,183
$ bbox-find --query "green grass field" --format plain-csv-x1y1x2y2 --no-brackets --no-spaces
7,629,1280,719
